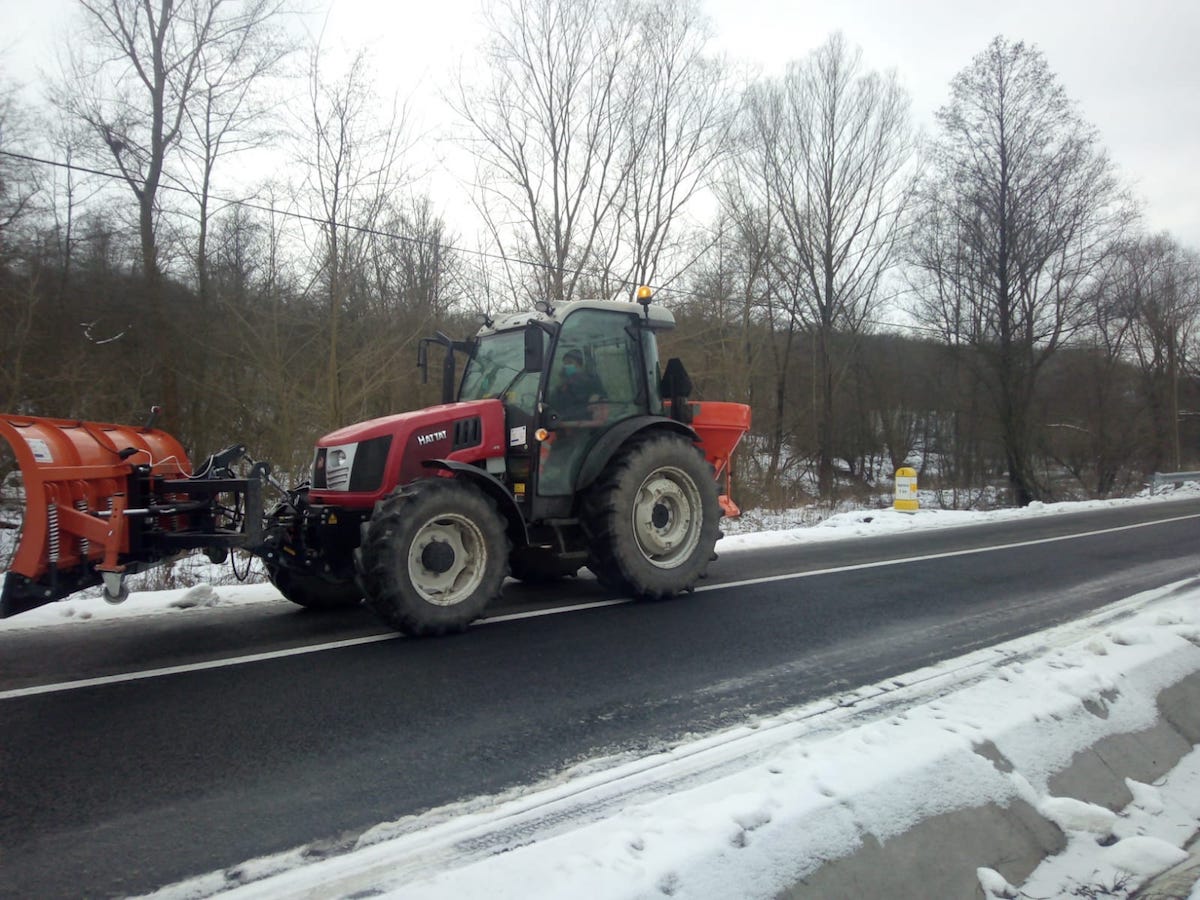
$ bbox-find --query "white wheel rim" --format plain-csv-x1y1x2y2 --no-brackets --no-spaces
406,513,487,606
631,465,703,569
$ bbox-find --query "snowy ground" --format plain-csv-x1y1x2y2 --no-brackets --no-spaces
4,488,1200,899
5,482,1200,631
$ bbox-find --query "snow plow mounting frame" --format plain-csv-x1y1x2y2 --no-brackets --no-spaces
0,414,266,618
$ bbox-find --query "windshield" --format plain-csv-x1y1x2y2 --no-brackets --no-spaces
458,330,527,401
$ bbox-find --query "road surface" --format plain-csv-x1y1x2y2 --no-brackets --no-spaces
1,499,1198,898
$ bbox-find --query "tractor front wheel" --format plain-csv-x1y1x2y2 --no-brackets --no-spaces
583,433,719,598
266,565,362,610
264,488,362,610
355,478,510,635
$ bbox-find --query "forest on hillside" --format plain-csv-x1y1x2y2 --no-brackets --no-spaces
2,0,1198,509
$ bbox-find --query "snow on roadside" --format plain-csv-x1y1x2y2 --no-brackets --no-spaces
5,483,1200,632
0,580,283,629
140,579,1200,900
5,486,1199,897
353,587,1200,900
0,557,280,630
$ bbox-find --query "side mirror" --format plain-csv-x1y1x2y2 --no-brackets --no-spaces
417,332,462,403
524,324,545,372
417,338,429,383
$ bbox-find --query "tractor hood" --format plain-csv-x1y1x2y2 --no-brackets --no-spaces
309,399,505,507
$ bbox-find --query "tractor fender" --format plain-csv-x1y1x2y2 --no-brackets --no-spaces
421,459,529,548
574,416,699,493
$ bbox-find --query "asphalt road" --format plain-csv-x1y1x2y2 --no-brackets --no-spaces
2,498,1199,898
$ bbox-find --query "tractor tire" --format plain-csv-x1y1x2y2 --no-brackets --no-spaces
582,432,720,599
355,478,510,635
267,565,362,610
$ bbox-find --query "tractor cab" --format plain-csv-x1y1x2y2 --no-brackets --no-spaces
455,297,679,520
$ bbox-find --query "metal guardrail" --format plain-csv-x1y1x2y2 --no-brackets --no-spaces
1151,471,1200,493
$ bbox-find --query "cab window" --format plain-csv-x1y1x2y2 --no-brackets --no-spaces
459,330,527,402
538,308,647,497
544,309,643,423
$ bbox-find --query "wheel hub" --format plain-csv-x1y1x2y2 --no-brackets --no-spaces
421,539,455,574
407,514,487,606
651,503,671,529
632,466,703,569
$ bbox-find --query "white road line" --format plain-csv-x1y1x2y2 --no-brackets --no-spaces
697,511,1200,593
0,600,633,701
0,633,402,700
4,512,1198,701
481,597,632,623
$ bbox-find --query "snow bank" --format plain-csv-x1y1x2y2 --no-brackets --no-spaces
143,579,1200,900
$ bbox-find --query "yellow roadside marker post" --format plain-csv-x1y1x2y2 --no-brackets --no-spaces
894,467,919,513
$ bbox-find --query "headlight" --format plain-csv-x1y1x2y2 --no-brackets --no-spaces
313,436,392,492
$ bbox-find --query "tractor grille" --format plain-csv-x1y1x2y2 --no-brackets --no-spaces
453,417,482,450
312,435,392,492
314,445,353,490
327,464,351,491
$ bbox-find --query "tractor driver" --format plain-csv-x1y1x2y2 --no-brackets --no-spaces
549,349,604,423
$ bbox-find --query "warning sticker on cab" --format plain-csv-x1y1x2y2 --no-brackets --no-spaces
25,438,53,463
509,425,527,447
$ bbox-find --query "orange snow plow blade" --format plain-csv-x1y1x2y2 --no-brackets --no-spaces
0,413,264,617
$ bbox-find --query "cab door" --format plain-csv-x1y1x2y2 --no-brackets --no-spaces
536,308,648,498
498,369,539,508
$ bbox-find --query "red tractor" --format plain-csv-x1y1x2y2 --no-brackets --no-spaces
0,288,750,635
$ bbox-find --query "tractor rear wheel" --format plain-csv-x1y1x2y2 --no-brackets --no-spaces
355,478,509,635
583,432,719,598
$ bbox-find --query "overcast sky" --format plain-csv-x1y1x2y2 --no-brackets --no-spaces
3,0,1198,247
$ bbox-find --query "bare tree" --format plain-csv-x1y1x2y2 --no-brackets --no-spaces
176,2,294,307
175,7,293,448
1042,254,1140,497
454,0,638,305
455,0,725,305
51,0,292,433
349,194,465,420
0,76,39,245
616,0,732,291
207,188,324,473
738,32,917,499
911,36,1130,505
297,46,411,426
0,76,42,413
706,180,809,496
41,116,107,300
1119,234,1200,472
365,195,457,320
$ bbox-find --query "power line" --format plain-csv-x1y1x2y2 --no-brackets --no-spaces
0,148,655,296
0,147,939,336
